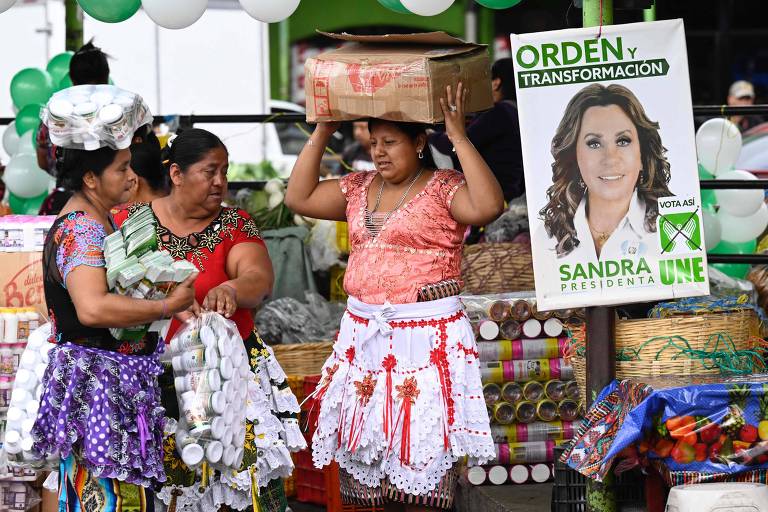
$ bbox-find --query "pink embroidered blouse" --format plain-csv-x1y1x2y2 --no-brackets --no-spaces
340,169,467,304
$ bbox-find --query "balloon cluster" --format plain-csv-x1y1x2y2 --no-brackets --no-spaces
74,0,300,29
696,118,767,279
377,0,522,16
1,53,77,213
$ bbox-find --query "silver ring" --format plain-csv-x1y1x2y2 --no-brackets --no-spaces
449,104,457,112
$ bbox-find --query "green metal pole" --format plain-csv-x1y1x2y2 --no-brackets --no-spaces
644,1,657,22
64,0,83,51
581,1,618,510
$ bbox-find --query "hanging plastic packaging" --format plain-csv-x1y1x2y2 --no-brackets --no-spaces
167,313,250,472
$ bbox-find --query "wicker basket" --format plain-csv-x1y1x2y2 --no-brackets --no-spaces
271,341,334,377
569,309,762,401
461,241,535,294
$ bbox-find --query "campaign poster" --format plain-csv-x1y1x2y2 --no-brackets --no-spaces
511,19,710,310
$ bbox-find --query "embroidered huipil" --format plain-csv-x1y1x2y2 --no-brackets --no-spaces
341,170,467,304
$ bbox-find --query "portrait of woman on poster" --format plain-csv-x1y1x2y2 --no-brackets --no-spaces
533,83,673,289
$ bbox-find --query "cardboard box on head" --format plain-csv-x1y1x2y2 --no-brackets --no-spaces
305,31,494,124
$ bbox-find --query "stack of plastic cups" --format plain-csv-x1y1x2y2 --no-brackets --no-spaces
170,318,250,470
463,296,585,484
3,324,57,475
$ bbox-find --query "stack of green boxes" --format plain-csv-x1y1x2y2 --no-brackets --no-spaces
104,205,196,340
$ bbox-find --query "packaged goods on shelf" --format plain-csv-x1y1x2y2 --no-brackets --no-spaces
0,216,55,253
464,463,553,486
492,440,569,465
489,421,581,443
476,337,568,361
480,358,574,383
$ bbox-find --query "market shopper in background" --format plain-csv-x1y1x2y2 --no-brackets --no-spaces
286,83,501,511
38,40,111,216
113,128,305,512
727,80,764,133
32,90,198,512
125,125,169,203
339,120,376,174
430,58,525,204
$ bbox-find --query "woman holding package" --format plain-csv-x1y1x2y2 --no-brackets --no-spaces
285,83,503,510
113,128,305,512
31,87,198,512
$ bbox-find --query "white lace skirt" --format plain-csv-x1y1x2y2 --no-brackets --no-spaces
310,296,494,496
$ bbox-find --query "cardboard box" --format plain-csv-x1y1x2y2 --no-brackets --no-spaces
0,252,47,320
305,31,493,124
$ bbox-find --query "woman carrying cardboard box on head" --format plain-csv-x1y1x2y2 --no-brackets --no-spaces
286,83,503,511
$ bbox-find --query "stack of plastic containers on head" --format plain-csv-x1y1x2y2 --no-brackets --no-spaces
460,293,584,486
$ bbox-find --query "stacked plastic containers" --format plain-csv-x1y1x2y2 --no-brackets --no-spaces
167,313,251,470
43,84,152,151
1,322,52,512
460,293,584,486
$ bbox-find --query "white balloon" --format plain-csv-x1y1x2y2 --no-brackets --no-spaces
4,153,50,198
2,122,20,155
15,130,36,156
142,0,207,29
702,210,721,249
401,0,454,16
718,202,768,244
695,118,742,176
715,169,764,217
239,0,300,23
0,0,17,14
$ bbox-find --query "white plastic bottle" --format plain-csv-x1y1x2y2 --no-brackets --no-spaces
0,308,6,344
3,309,18,344
25,309,39,334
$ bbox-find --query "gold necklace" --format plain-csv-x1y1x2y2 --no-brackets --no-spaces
589,225,613,247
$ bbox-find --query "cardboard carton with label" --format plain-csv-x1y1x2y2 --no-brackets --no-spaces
305,31,493,123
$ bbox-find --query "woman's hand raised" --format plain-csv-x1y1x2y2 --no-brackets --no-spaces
439,82,468,143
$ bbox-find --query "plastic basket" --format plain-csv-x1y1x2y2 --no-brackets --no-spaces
294,448,327,505
551,446,645,512
330,265,348,302
336,221,350,254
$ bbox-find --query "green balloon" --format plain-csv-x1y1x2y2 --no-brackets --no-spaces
698,163,717,211
77,0,141,23
57,73,74,91
10,68,54,110
712,263,750,280
710,239,756,280
476,0,523,8
46,52,74,85
9,192,48,215
377,0,410,13
711,239,757,254
15,104,42,136
698,163,714,180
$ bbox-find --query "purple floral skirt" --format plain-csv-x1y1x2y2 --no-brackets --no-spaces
31,342,167,487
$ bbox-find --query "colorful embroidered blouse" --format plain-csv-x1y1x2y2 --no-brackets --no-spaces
340,169,467,304
43,211,155,354
112,204,266,341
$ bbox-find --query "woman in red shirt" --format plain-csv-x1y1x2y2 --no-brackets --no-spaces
113,128,304,512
